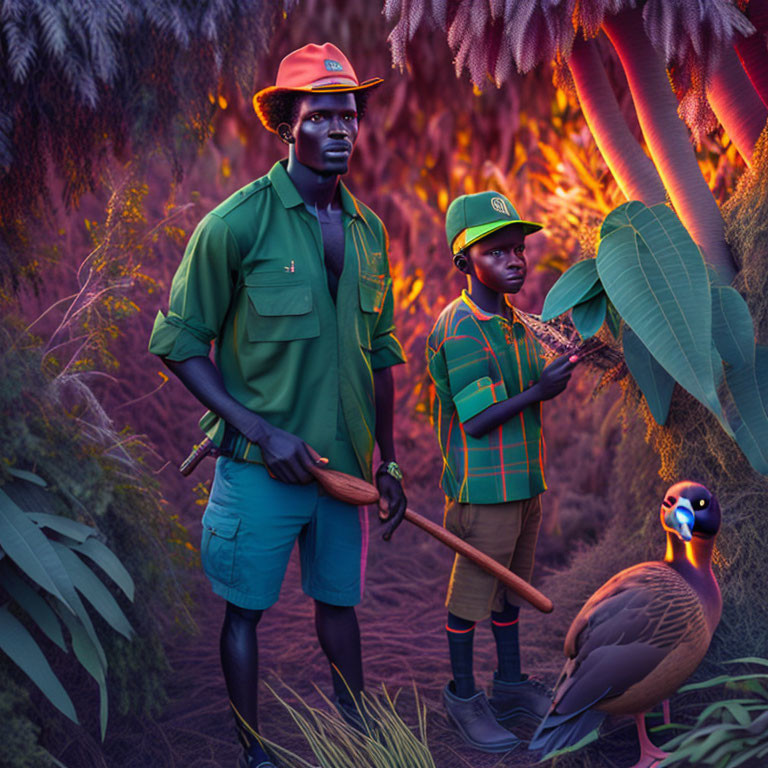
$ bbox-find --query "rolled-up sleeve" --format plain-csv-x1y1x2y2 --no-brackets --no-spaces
148,213,239,361
442,323,505,423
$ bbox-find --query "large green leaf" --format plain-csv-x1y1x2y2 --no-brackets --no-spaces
0,605,78,723
72,537,135,601
623,326,676,425
0,560,66,650
540,259,600,321
571,292,607,339
50,542,133,640
26,513,96,544
54,602,109,740
596,202,723,420
0,489,74,611
600,200,646,238
723,346,768,474
711,285,755,368
6,468,47,487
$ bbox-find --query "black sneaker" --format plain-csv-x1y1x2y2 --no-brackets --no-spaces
443,681,521,753
489,673,552,724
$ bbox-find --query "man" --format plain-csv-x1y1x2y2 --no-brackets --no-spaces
426,192,577,752
148,43,407,768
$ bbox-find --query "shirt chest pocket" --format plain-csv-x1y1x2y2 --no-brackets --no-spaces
357,272,389,347
244,273,320,342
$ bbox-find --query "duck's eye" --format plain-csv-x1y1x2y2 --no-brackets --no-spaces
697,498,708,509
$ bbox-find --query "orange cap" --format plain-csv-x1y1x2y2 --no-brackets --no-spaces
253,43,382,133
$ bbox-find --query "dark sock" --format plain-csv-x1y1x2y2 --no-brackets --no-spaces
446,612,476,698
220,602,263,747
491,601,521,682
314,600,364,704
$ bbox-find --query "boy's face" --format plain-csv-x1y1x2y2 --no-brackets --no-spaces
463,223,527,294
290,92,359,175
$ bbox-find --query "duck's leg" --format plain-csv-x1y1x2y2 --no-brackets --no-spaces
662,699,670,725
628,712,667,768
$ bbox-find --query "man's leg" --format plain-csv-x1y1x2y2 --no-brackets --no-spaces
220,602,274,765
314,600,364,704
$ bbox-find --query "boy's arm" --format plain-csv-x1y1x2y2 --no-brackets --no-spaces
462,353,577,439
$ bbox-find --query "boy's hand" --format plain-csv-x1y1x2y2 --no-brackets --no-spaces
535,353,578,401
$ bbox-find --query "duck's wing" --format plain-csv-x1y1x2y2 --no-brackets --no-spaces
553,562,705,717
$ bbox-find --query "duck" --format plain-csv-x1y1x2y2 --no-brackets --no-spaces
530,481,722,768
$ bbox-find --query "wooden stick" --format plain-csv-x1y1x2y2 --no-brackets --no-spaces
402,507,554,614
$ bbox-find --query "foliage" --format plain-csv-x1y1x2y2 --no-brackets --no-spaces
262,682,436,768
658,658,768,767
0,172,196,760
0,0,295,289
539,198,768,476
0,467,134,739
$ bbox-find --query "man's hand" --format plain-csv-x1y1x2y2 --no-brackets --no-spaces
534,353,577,401
258,426,318,484
377,471,407,541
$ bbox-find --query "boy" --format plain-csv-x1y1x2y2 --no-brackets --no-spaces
426,191,577,753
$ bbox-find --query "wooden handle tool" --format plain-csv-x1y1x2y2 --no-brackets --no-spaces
306,450,553,614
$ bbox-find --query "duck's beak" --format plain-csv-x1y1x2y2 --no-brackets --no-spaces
670,498,695,542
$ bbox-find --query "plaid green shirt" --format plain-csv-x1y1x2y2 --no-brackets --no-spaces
426,291,547,503
148,161,406,481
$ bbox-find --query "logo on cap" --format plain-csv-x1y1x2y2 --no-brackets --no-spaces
491,196,510,216
324,59,344,72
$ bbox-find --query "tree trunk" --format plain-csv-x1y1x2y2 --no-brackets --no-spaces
568,36,666,204
603,6,736,282
735,0,768,108
707,45,768,165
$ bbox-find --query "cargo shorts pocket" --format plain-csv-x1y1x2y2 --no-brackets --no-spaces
201,508,241,586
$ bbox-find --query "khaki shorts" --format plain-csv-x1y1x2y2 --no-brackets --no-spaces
444,495,542,622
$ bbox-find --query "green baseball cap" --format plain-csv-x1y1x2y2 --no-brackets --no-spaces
445,192,543,255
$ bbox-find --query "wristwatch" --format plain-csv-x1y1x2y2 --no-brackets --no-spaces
376,460,403,482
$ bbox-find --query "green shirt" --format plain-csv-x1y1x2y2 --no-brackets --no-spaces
148,161,406,481
426,291,547,503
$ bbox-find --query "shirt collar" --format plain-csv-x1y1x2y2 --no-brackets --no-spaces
460,289,519,324
268,160,361,219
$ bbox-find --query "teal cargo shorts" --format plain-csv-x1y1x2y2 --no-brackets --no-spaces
200,456,363,610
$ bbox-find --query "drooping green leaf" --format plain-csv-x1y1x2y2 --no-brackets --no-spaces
0,560,66,650
0,488,74,610
6,468,47,486
727,658,768,668
71,536,134,601
597,202,723,420
26,513,96,543
571,292,607,339
0,605,78,723
723,345,768,474
50,541,133,639
54,602,109,740
540,259,600,321
711,285,755,368
622,326,676,425
600,200,647,237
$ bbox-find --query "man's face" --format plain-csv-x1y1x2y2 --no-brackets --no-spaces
290,92,359,175
465,224,528,294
